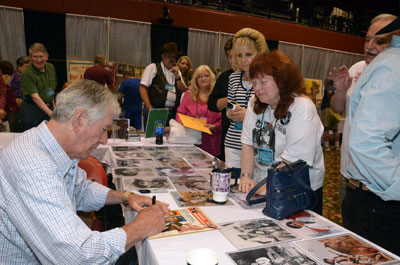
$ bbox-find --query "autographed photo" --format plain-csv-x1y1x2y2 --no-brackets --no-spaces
112,151,151,159
112,167,157,178
171,191,233,207
169,175,210,192
278,211,343,239
186,158,215,168
227,242,318,265
219,218,297,249
115,158,158,168
122,176,173,191
112,146,143,152
155,156,191,168
155,167,199,177
296,234,397,265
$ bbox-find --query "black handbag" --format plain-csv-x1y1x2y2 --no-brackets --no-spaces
245,160,317,220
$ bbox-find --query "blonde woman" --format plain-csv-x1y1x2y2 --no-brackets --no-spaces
177,56,193,86
176,65,222,156
224,28,269,168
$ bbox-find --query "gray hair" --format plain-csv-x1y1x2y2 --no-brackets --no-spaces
52,79,120,124
371,13,397,25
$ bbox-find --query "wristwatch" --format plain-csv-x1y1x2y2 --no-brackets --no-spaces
122,191,133,207
240,173,253,178
175,76,181,81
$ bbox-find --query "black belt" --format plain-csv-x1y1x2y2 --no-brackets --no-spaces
346,178,370,192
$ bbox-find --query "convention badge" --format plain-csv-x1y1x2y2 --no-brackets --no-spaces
257,147,274,165
45,88,55,97
234,122,243,130
165,83,174,91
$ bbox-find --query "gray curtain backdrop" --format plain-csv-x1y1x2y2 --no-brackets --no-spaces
279,41,364,80
66,14,108,61
1,7,364,81
188,29,233,73
0,6,26,68
109,19,150,66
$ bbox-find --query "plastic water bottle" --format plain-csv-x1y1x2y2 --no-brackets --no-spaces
155,120,164,145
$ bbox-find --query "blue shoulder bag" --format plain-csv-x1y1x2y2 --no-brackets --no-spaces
245,160,317,220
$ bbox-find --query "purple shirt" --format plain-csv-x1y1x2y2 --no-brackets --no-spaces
9,71,22,98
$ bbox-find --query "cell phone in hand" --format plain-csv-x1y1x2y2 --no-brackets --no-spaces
227,100,238,110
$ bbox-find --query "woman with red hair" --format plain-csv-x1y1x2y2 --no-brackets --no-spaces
239,50,324,214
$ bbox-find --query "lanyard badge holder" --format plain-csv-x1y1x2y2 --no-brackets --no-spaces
257,120,276,165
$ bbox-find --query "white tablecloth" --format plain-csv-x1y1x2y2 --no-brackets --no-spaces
103,137,399,265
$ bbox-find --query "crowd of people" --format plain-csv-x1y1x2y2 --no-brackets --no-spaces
1,12,400,264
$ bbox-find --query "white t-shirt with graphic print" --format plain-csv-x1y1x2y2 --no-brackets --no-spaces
241,95,324,190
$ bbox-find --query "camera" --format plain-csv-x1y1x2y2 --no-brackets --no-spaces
227,100,238,111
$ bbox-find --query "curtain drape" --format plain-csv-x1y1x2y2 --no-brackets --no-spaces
66,14,108,61
24,9,67,92
188,30,234,72
0,6,26,69
109,19,151,66
218,32,235,72
279,41,364,80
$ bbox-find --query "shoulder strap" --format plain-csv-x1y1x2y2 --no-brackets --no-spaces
245,176,268,205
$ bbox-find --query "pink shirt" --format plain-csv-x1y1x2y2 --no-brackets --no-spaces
176,91,222,156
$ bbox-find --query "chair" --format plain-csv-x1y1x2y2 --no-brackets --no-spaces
78,156,108,231
78,156,108,186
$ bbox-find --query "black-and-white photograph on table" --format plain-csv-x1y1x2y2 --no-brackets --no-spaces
111,146,143,152
155,167,199,177
142,146,173,152
173,146,204,154
115,158,158,168
183,152,211,160
219,218,297,249
112,167,157,178
186,158,215,168
112,151,151,159
155,156,191,168
121,176,173,191
227,242,318,265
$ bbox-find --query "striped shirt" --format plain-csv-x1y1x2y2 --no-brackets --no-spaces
224,71,254,150
0,122,126,264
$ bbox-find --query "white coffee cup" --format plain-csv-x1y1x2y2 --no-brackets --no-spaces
185,248,219,265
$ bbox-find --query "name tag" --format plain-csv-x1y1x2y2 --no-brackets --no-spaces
234,122,243,130
165,83,174,91
257,147,274,165
45,88,54,97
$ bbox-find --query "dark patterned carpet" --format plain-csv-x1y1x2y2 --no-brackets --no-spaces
322,148,342,225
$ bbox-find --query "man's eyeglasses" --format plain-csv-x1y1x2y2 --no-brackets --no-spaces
197,74,210,79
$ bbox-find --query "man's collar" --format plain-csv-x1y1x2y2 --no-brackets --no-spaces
38,121,77,177
160,61,173,72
